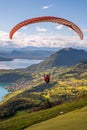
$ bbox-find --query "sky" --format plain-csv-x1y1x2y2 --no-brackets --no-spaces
0,0,87,49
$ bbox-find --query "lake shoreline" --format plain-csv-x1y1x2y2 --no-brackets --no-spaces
0,83,13,102
0,59,42,101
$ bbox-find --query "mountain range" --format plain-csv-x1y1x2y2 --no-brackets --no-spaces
27,48,87,70
0,46,59,60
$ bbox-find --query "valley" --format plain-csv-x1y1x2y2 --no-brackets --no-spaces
0,48,87,130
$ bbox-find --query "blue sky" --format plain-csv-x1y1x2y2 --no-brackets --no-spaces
0,0,87,49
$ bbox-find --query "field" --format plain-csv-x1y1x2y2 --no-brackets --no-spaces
0,64,87,130
0,95,87,130
25,106,87,130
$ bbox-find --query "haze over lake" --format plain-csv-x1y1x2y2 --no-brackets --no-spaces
0,59,42,70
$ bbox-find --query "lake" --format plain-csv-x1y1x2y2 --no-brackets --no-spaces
0,59,42,101
0,59,42,69
0,83,11,102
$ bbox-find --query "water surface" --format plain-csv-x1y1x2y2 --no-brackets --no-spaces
0,59,42,69
0,83,11,101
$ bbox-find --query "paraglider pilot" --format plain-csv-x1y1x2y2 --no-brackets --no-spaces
44,74,50,83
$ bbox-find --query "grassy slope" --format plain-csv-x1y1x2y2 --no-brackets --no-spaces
25,106,87,130
0,95,87,130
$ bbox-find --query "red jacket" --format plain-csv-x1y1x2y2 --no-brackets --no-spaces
44,74,50,83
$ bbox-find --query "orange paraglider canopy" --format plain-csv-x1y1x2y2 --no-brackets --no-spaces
9,16,83,40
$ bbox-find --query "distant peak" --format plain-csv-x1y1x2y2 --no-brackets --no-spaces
63,47,73,51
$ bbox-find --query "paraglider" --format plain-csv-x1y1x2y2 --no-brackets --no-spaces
9,16,83,40
44,74,50,83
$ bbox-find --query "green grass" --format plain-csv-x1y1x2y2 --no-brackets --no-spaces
0,94,87,130
25,106,87,130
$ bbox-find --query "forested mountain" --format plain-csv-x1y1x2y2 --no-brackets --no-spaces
27,48,87,70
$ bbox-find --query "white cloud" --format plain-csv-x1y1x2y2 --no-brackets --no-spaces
0,30,87,50
56,25,63,30
0,31,10,45
82,29,87,32
10,31,87,49
36,27,47,32
0,31,9,39
42,5,52,9
22,26,28,30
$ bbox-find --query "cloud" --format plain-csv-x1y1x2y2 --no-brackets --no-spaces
82,29,87,32
42,5,52,9
0,31,9,39
56,25,63,30
36,27,48,32
22,26,28,30
0,31,10,46
10,31,87,49
0,30,87,50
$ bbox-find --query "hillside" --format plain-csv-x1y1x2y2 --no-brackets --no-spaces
0,95,87,130
0,60,87,119
27,48,87,70
25,106,87,130
0,56,12,61
0,46,58,60
9,50,55,60
0,48,87,129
